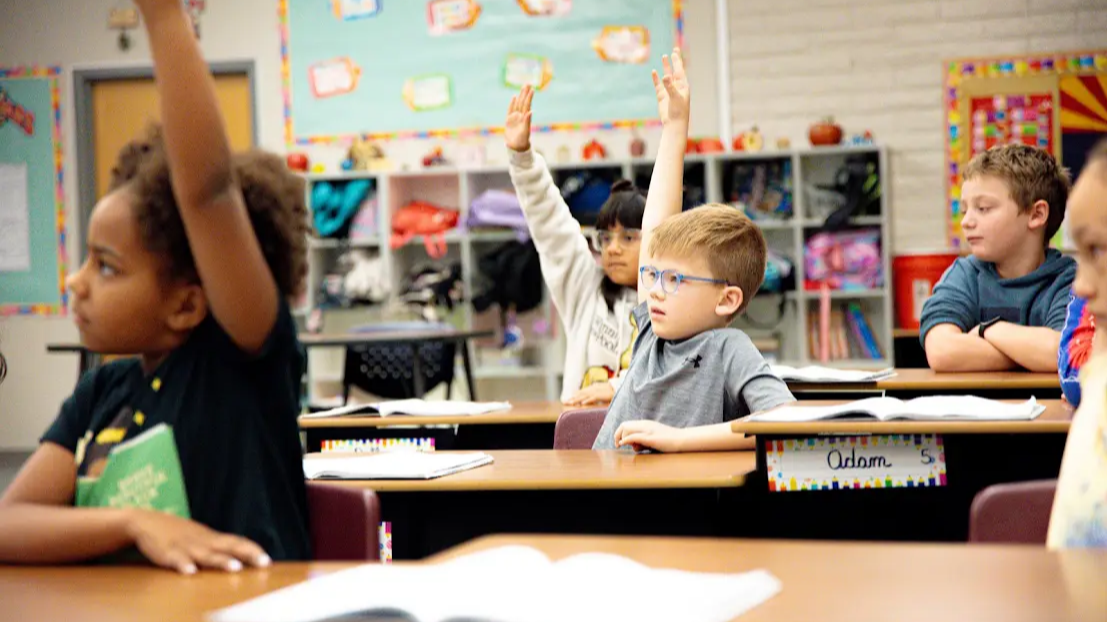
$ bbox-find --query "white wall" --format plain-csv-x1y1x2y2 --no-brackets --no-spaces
727,0,1107,252
0,0,719,449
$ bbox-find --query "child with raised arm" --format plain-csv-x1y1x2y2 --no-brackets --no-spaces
593,49,794,452
505,85,647,407
0,0,311,571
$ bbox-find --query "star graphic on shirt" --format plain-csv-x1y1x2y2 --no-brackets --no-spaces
685,355,702,369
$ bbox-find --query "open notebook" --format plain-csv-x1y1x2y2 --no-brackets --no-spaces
209,545,782,622
301,399,513,419
770,365,896,383
746,396,1045,423
303,452,493,480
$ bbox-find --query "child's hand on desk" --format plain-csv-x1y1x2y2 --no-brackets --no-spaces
126,509,271,575
564,382,614,408
615,420,685,453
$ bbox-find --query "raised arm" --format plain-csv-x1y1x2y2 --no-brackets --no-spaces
639,49,691,303
505,85,599,325
136,0,277,352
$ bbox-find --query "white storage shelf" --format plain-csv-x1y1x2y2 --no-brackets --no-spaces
301,146,891,400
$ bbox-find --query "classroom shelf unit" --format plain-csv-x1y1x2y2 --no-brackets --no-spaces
299,145,892,402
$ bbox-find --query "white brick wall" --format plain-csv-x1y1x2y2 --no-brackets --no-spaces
728,0,1107,252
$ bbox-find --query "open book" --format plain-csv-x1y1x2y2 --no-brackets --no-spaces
303,451,493,480
747,396,1045,423
301,399,513,419
209,545,782,622
770,365,896,383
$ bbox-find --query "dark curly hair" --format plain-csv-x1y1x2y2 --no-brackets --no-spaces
108,126,309,298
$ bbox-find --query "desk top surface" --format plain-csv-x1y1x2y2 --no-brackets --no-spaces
731,398,1072,435
3,536,1103,621
298,400,569,428
788,368,1061,391
305,449,755,492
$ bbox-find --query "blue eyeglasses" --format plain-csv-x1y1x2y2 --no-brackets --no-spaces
639,265,729,294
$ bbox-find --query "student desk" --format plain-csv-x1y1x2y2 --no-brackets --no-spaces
310,449,756,559
730,399,1072,542
4,536,1104,621
788,368,1062,400
298,400,569,451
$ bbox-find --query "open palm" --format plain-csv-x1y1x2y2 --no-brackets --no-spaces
653,48,690,125
504,84,534,152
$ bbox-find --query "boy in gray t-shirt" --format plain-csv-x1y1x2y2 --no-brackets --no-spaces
592,48,794,452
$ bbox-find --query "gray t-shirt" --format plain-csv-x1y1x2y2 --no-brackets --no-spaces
593,302,795,450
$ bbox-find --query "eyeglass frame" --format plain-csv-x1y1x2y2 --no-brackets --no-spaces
639,265,730,294
590,228,642,251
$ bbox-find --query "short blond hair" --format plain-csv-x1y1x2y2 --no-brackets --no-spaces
648,204,766,313
963,144,1070,245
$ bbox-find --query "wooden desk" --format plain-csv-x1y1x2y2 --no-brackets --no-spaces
4,537,1104,621
299,400,571,452
730,399,1071,543
731,398,1072,436
307,449,754,492
436,535,1107,621
789,368,1062,400
310,450,756,559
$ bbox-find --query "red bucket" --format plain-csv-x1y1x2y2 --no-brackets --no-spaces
893,253,959,330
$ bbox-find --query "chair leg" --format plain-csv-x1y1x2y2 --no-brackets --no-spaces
462,340,477,401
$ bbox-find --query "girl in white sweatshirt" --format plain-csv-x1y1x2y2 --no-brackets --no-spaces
504,85,643,407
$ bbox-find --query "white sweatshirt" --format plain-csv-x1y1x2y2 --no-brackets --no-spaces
508,148,638,402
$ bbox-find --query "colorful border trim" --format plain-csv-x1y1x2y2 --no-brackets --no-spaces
0,65,67,317
765,434,947,492
944,50,1107,248
278,0,683,146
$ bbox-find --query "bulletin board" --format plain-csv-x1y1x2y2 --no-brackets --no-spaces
0,66,66,316
944,50,1107,248
279,0,683,145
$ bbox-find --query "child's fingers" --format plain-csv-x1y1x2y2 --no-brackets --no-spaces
661,74,678,98
661,54,672,78
189,547,242,572
524,112,532,126
150,546,198,575
671,48,685,76
508,95,518,116
213,534,270,567
651,69,661,90
523,85,534,111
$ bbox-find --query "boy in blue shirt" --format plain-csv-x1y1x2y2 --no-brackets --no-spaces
921,145,1075,372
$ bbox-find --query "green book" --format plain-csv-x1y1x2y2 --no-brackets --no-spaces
75,423,190,519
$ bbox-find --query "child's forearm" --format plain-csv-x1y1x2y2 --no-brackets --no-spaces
676,422,755,452
0,504,135,563
641,122,688,236
141,3,234,206
984,323,1062,372
925,325,1017,372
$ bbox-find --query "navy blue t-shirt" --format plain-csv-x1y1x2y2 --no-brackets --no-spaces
42,302,311,561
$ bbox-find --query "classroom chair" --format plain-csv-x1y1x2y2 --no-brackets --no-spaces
968,479,1057,545
553,408,607,449
342,322,456,403
306,482,381,561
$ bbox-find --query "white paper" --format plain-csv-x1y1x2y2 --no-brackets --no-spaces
209,545,782,622
748,395,1044,423
300,399,512,419
770,365,896,383
303,451,493,480
0,163,31,272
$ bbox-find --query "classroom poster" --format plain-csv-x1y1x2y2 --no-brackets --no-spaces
279,0,682,144
0,66,66,316
945,51,1107,249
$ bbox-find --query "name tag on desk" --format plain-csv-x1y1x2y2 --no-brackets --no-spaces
765,435,946,492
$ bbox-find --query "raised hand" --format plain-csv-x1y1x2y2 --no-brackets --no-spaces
505,84,535,153
652,48,690,125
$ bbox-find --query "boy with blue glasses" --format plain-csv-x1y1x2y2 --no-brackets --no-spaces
592,49,793,451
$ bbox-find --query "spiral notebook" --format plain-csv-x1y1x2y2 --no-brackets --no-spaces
303,452,493,480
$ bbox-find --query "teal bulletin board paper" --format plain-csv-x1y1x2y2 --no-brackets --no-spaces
0,67,66,316
280,0,681,144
